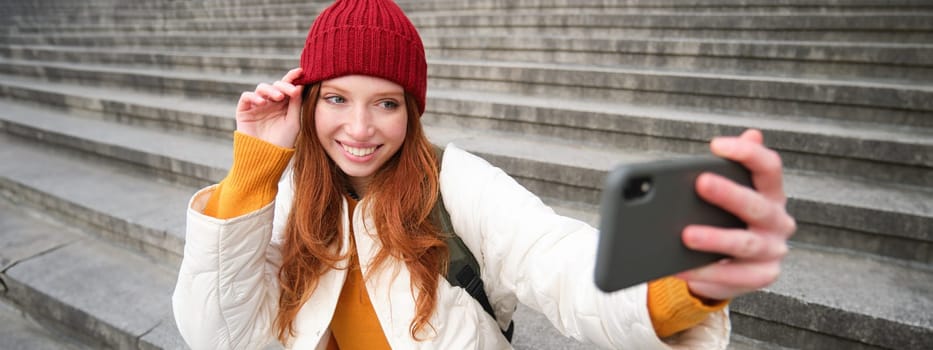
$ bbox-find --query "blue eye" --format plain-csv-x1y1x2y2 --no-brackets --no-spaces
379,100,399,110
323,95,345,104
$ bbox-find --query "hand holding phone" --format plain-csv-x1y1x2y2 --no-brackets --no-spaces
676,131,796,301
594,155,754,293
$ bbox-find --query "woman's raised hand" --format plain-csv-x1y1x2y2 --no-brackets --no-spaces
235,68,304,148
677,129,797,301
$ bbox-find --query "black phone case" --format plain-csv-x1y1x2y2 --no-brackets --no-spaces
594,155,754,293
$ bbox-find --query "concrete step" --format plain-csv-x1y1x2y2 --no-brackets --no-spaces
0,0,304,12
1,50,931,176
425,58,933,128
732,245,933,350
729,336,800,350
2,67,929,189
397,0,933,13
0,45,299,77
730,246,933,349
0,196,185,350
0,294,95,350
411,13,933,42
0,74,237,139
0,98,231,188
8,17,312,35
8,13,933,43
0,131,194,267
0,94,928,266
417,25,933,44
6,11,931,41
4,0,933,20
425,87,933,186
1,4,323,24
781,175,933,266
4,35,931,83
2,55,930,132
417,25,933,43
7,14,931,39
0,58,264,101
0,33,306,54
423,39,933,82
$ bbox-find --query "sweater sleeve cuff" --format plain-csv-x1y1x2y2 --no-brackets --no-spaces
204,131,295,219
226,131,295,199
647,276,729,338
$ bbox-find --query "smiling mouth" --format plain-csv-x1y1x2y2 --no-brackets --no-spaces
340,142,378,157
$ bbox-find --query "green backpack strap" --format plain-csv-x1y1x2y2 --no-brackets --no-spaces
431,145,514,342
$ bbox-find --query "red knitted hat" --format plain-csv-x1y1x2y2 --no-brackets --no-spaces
294,0,428,115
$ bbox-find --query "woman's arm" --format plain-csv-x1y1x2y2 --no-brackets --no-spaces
173,69,305,349
172,133,294,349
438,144,730,349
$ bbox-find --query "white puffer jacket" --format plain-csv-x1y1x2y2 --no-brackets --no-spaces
172,143,730,349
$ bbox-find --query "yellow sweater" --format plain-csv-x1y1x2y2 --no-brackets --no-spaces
203,132,726,348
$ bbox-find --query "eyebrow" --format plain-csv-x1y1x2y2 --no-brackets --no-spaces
319,84,404,99
319,83,349,94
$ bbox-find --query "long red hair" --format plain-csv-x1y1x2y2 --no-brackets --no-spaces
275,84,448,342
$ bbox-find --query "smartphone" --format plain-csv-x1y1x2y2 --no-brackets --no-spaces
593,155,754,293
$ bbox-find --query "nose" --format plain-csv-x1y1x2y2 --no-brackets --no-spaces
345,105,375,140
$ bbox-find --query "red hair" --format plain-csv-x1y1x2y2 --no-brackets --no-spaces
275,84,447,342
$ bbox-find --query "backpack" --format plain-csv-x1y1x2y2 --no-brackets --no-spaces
431,146,515,342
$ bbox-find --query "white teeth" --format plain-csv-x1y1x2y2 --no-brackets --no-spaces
343,144,376,157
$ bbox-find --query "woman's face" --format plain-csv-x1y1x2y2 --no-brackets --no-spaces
315,75,409,192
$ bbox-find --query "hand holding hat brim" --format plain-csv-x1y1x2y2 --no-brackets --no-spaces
235,68,305,149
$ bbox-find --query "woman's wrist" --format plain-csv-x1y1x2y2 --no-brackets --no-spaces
204,132,295,219
647,277,729,338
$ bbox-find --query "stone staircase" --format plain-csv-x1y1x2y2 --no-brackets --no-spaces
0,0,930,349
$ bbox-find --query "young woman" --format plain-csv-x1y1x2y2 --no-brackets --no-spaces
172,1,796,349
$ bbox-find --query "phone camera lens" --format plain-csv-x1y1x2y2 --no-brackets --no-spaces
623,177,653,201
640,181,651,193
